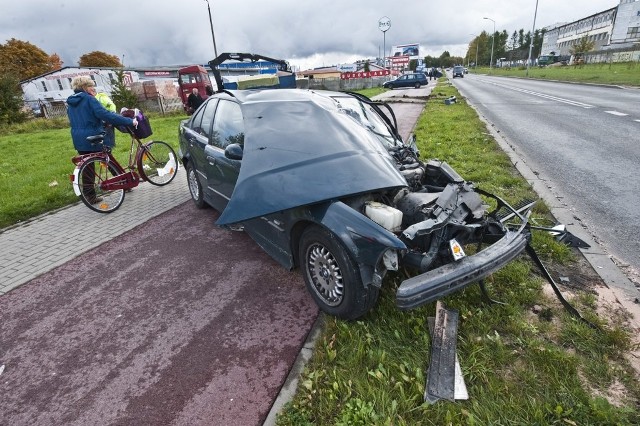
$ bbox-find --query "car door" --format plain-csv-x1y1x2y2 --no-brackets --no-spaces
183,98,217,201
203,99,244,212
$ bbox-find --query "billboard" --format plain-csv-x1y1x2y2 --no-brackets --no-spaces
391,44,420,58
336,63,358,72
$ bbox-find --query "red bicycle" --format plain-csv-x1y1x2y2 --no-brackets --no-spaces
70,127,178,213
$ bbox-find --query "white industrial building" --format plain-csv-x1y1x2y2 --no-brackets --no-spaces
541,0,640,61
20,67,141,117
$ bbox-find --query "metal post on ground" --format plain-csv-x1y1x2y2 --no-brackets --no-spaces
526,0,540,77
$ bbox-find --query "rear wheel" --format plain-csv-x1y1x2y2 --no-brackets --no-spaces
78,158,125,213
415,82,421,88
299,226,379,320
138,141,178,186
186,162,205,208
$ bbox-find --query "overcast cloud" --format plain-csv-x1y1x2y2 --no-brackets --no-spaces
0,0,618,70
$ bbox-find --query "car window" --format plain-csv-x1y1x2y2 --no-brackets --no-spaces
211,100,245,149
189,104,206,134
198,99,217,139
189,98,217,138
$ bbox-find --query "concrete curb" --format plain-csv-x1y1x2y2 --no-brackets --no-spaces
263,315,324,425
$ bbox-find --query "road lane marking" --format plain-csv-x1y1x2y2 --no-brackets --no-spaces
604,110,628,116
478,78,595,108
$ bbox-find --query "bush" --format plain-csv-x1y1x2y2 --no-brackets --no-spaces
0,74,29,126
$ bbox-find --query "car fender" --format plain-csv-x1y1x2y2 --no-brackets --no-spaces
306,200,406,287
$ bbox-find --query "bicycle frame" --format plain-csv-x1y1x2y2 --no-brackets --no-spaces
70,130,151,191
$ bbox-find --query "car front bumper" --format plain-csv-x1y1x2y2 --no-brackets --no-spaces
396,230,528,310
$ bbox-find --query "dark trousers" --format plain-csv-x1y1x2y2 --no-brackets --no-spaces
77,150,99,200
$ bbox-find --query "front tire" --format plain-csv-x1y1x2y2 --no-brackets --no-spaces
138,141,178,186
299,226,379,320
186,162,205,208
415,82,421,88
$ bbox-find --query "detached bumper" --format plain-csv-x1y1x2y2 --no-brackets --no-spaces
396,231,528,310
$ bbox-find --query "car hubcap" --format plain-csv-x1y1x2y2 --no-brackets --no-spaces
307,243,343,306
188,169,199,199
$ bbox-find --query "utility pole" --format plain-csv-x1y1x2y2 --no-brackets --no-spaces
205,0,219,58
526,0,540,77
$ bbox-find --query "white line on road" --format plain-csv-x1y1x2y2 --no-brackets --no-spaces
604,110,628,116
478,78,595,108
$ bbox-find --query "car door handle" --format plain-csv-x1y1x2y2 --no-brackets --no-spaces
206,156,216,165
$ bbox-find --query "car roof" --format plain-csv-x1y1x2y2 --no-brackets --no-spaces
214,87,346,104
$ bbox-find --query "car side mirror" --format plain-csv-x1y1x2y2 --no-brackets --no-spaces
225,143,243,160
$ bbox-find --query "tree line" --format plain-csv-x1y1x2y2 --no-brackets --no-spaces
0,38,130,125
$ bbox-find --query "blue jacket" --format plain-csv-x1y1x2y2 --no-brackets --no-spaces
67,91,134,151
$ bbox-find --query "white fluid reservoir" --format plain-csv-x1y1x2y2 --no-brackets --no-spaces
364,201,403,232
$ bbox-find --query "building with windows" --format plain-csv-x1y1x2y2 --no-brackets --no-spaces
20,67,140,116
610,0,640,47
541,0,640,61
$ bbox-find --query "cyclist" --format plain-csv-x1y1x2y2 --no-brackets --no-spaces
67,76,137,203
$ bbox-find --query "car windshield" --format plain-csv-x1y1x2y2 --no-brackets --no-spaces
332,96,400,148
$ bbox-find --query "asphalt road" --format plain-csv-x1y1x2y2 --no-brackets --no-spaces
0,202,319,426
452,74,640,283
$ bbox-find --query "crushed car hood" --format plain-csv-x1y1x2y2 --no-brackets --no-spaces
216,90,408,225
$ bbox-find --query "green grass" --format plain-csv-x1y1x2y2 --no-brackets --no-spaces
0,113,186,229
472,61,640,87
276,82,640,425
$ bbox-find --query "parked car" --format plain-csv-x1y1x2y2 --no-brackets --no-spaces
383,73,429,89
178,53,531,320
453,66,465,78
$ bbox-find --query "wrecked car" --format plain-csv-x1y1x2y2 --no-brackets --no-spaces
177,53,532,320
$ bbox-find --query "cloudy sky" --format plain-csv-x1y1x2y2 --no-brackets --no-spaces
1,0,619,70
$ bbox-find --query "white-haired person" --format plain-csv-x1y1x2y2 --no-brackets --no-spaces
67,76,137,203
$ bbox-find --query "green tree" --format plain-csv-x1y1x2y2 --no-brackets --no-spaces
0,74,28,125
510,31,519,51
570,36,595,60
78,51,122,67
363,60,370,72
0,38,52,81
109,69,139,111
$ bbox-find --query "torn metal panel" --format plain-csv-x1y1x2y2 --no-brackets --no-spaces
425,301,463,403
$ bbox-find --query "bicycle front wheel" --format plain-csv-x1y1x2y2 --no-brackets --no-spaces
138,141,178,186
78,158,125,213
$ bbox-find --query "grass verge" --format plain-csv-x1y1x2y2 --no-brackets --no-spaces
470,61,640,87
276,82,640,425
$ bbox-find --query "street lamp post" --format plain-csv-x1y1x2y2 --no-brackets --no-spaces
483,17,495,69
526,0,540,77
205,0,219,58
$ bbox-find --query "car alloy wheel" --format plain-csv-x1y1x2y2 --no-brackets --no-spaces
299,226,379,320
187,163,205,208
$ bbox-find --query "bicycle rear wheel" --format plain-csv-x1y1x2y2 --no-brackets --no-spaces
138,141,178,186
78,158,125,213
